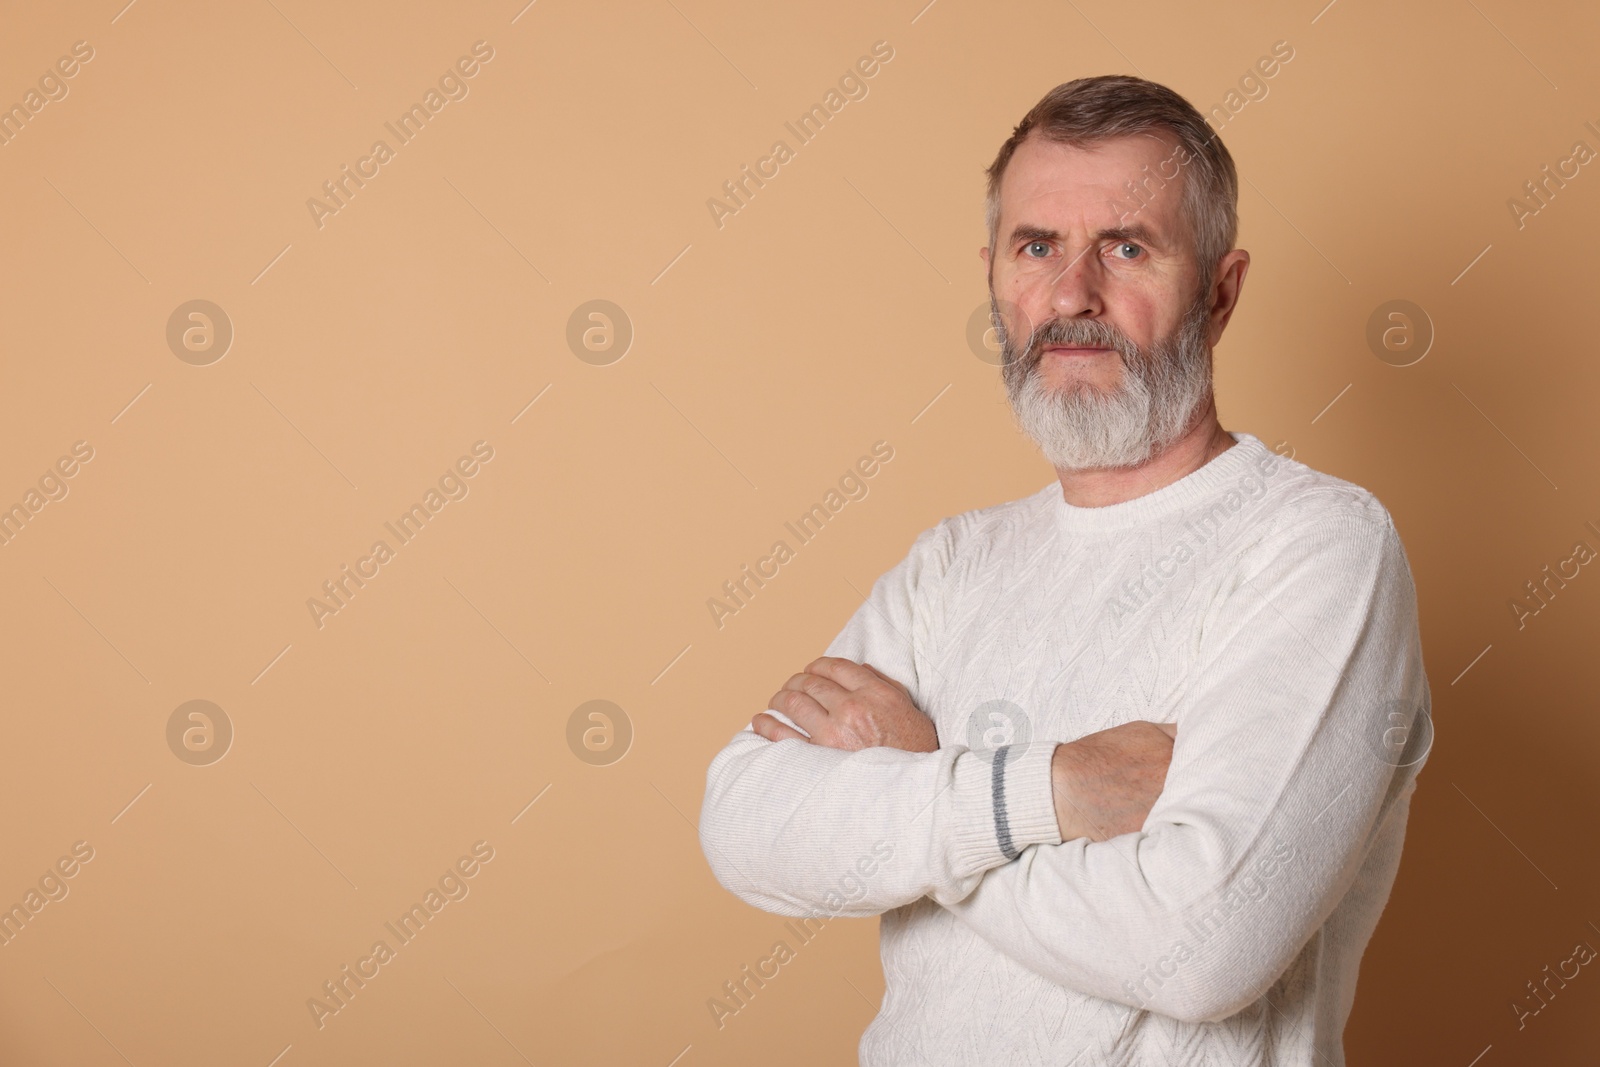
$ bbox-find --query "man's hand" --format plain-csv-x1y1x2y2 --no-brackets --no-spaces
752,656,938,753
1051,720,1177,842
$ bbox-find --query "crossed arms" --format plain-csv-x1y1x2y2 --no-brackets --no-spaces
698,510,1429,1022
747,657,1179,847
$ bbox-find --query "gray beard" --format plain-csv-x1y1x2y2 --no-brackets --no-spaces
997,291,1214,471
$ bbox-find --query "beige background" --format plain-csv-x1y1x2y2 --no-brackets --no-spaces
1,0,1597,1063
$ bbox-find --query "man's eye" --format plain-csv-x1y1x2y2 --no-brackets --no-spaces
1024,241,1051,258
1113,241,1143,259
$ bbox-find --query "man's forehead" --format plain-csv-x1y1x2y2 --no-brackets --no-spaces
999,130,1185,236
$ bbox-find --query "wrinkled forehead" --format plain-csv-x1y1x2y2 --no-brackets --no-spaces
996,129,1189,241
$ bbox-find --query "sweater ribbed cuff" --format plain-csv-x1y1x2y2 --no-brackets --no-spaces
948,741,1063,876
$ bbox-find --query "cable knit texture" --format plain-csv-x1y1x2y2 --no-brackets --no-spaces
699,432,1430,1066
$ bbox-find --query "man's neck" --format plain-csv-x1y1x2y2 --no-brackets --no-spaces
1055,405,1235,508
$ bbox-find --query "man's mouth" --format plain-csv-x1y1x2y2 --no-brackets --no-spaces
1041,345,1115,357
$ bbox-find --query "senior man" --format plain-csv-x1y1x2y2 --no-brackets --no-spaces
698,74,1429,1066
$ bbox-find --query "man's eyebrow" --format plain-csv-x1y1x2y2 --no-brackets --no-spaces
1005,223,1163,247
1007,224,1060,245
1098,224,1160,246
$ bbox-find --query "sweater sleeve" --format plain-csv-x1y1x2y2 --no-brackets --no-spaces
938,505,1431,1023
697,519,1063,918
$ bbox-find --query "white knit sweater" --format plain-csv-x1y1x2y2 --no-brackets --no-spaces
699,432,1430,1066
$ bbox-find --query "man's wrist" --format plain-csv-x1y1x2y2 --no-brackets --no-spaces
1050,741,1085,841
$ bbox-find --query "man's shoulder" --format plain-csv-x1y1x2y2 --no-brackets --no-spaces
1233,444,1415,587
1251,444,1397,539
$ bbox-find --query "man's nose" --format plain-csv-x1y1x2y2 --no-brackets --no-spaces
1047,244,1104,320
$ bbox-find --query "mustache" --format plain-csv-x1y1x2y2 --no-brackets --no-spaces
998,310,1142,373
1032,316,1138,357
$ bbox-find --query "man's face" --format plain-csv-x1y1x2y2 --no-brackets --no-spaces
980,131,1215,470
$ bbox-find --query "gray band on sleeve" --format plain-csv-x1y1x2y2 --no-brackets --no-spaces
991,745,1018,860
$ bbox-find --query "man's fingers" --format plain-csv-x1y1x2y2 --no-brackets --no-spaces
805,656,880,691
781,670,851,710
858,661,911,694
812,657,915,698
751,712,809,743
769,689,832,737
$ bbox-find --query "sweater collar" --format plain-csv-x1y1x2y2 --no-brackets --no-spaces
1049,432,1273,533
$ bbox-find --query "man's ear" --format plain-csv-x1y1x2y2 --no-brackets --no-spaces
979,244,990,269
1206,248,1251,347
